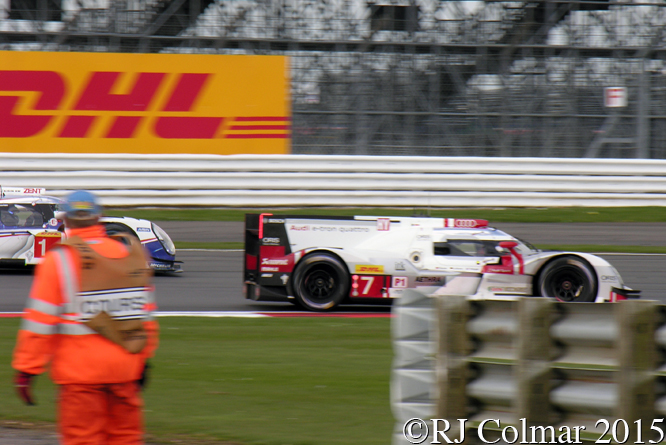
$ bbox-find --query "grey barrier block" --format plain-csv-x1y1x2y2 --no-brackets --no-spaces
391,288,666,444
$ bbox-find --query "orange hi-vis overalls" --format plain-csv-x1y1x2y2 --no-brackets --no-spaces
12,224,159,445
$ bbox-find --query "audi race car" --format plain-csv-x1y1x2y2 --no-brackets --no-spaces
244,213,639,311
0,187,181,273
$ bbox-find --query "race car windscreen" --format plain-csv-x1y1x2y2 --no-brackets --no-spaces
514,238,540,255
434,241,502,257
434,240,538,257
0,204,52,227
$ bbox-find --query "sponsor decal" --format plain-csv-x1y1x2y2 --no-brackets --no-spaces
416,234,431,241
483,264,514,274
261,273,274,278
444,218,488,228
48,218,58,226
0,51,289,155
307,226,371,233
339,227,370,233
150,262,171,270
262,237,281,245
267,219,285,223
377,218,390,231
1,187,45,196
262,258,289,266
415,276,444,284
392,277,408,288
394,261,406,271
312,226,337,231
601,275,618,282
488,286,530,293
137,227,151,232
258,247,294,273
289,225,310,231
354,265,384,274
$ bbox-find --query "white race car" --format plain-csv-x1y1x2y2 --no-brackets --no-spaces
0,186,181,272
244,214,638,311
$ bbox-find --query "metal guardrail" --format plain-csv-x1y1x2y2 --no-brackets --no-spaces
391,291,666,444
5,153,666,207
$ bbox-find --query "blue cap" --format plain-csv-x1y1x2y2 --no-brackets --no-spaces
62,190,102,219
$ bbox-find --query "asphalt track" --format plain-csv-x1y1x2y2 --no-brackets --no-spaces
1,221,666,312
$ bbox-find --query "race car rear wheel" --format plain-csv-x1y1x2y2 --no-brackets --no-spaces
292,253,350,312
538,256,597,302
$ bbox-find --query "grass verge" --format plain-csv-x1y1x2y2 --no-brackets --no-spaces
0,317,393,445
106,206,666,223
174,241,666,254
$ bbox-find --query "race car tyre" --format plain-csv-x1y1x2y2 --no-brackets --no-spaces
538,256,597,302
292,253,350,312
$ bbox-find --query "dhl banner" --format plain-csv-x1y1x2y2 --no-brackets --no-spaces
0,51,291,154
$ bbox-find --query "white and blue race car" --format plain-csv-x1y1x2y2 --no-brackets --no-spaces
0,187,181,273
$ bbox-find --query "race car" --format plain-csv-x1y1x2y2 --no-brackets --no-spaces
0,186,181,272
244,213,639,311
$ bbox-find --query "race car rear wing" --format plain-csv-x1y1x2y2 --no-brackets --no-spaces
0,186,46,199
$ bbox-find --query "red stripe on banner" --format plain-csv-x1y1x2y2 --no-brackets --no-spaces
229,125,290,131
258,312,392,318
225,134,289,139
0,313,23,318
234,116,290,122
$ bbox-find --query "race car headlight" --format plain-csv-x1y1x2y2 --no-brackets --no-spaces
152,223,176,256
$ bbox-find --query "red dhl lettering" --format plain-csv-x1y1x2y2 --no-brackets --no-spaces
354,265,385,274
0,70,290,140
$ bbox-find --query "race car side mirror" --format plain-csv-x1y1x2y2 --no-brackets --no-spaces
498,241,519,249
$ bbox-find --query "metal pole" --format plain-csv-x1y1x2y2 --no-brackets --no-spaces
636,59,650,158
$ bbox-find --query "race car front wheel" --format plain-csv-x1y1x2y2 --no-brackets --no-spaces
538,256,597,302
292,253,350,312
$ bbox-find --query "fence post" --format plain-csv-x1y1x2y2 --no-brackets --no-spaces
436,295,470,429
616,299,657,443
516,297,553,438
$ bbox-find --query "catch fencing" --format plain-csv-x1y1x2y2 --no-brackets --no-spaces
391,291,665,444
4,153,666,207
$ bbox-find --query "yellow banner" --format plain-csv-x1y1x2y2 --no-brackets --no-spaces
0,51,290,154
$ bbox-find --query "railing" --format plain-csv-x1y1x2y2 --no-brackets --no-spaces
4,153,666,207
391,290,665,444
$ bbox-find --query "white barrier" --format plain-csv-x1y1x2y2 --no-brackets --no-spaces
3,153,666,207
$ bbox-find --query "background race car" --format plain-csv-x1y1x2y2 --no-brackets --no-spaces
0,186,181,273
244,213,639,311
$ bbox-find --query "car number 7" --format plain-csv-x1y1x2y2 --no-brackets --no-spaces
360,276,374,295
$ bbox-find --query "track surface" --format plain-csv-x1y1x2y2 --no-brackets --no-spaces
1,221,665,444
1,221,665,311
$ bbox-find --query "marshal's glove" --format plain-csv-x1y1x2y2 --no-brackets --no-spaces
14,371,36,406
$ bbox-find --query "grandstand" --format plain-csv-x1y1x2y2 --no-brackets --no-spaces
2,0,666,158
